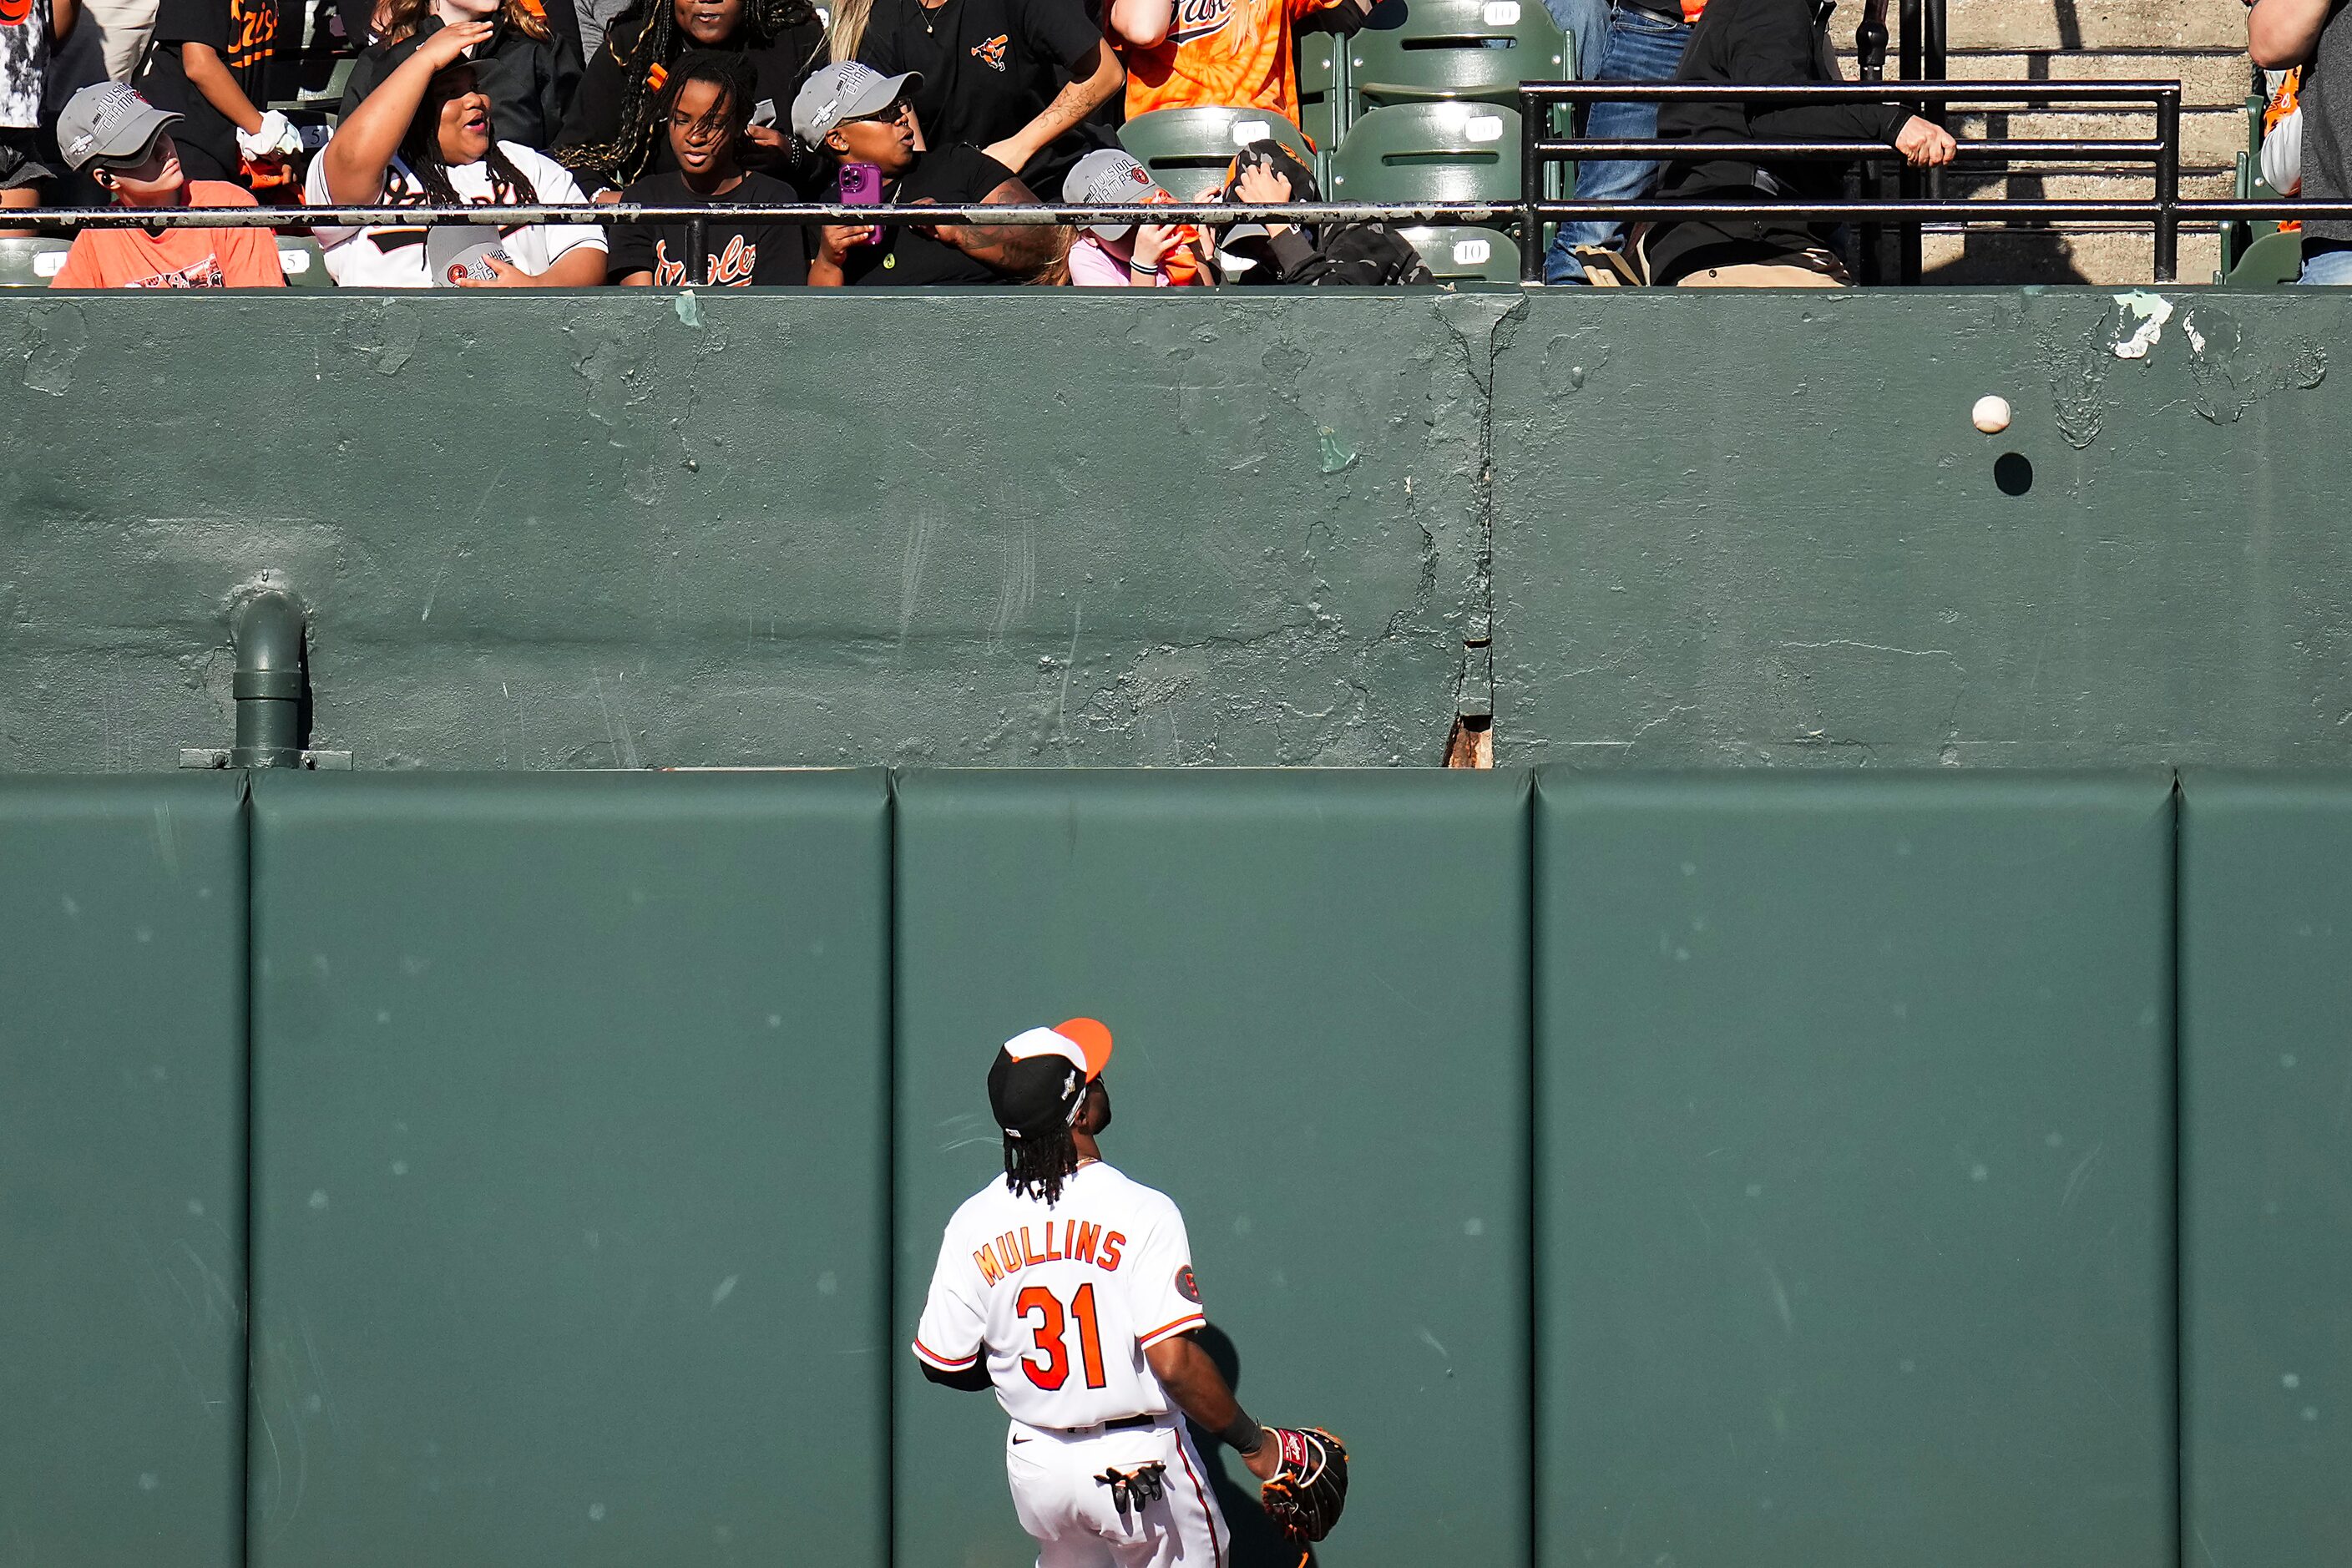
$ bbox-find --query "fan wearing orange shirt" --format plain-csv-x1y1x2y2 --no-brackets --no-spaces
49,83,284,288
1107,0,1368,126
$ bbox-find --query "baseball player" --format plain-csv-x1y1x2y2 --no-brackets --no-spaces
914,1019,1343,1566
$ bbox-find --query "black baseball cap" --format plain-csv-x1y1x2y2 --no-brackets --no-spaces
987,1019,1114,1138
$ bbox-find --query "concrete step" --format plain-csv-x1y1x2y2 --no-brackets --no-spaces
1933,106,2247,166
1834,47,2255,106
1921,223,2221,284
1941,0,2248,53
1926,167,2234,200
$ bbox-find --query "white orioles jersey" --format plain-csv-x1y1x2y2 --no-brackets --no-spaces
915,1161,1207,1428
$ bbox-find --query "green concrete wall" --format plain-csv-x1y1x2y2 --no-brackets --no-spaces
2178,774,2352,1568
3,288,2346,771
12,766,2352,1564
243,771,892,1567
1535,772,2175,1568
0,775,248,1568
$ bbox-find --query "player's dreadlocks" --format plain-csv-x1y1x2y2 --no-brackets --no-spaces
1004,1116,1082,1206
402,68,541,208
555,0,821,190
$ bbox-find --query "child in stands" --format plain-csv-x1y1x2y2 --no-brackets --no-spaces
608,49,809,283
49,82,286,286
134,0,303,185
1055,147,1209,286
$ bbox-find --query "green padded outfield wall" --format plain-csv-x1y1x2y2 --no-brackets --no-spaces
2179,774,2352,1567
244,770,891,1567
1534,773,2176,1568
6,291,2352,772
0,775,248,1568
893,769,1531,1566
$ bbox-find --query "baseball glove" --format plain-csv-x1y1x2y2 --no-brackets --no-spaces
1258,1426,1348,1543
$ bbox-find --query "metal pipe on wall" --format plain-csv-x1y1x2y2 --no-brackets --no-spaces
230,591,305,769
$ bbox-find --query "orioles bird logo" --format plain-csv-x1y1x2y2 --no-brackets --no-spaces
969,33,1009,70
0,0,36,25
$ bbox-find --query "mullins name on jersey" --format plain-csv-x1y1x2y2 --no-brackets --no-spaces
975,1219,1125,1286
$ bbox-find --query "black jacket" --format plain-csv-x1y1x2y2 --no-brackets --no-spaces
553,12,825,190
341,14,584,154
1221,141,1433,286
1646,0,1907,281
1250,222,1434,286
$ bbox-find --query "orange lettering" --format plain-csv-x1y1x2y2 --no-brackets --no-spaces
1045,1220,1063,1261
976,1246,1003,1287
997,1234,1021,1275
1100,1230,1125,1271
1070,1221,1100,1265
1021,1227,1044,1267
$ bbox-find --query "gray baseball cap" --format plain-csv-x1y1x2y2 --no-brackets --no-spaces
791,61,919,147
57,82,182,173
1062,149,1167,240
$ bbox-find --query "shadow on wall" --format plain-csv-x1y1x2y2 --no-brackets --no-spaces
1185,1324,1322,1568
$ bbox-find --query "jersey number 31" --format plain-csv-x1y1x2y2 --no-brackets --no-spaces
1016,1283,1108,1390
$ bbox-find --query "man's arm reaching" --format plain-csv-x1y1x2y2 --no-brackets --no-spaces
1145,1333,1282,1480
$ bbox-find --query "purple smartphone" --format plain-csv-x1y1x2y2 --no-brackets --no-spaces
838,162,883,246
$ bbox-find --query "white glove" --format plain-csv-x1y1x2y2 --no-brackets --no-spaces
237,109,302,160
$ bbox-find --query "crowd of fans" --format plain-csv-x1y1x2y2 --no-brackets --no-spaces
0,0,2058,291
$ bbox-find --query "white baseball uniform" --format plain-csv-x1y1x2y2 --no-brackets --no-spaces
915,1160,1231,1568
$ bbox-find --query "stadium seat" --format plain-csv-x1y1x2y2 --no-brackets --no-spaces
1119,107,1319,200
1348,0,1570,114
1329,101,1520,204
1298,31,1346,175
0,236,72,286
2224,228,2302,287
276,236,332,287
1398,223,1520,281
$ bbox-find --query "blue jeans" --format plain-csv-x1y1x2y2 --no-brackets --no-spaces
2298,239,2352,284
1540,3,1693,283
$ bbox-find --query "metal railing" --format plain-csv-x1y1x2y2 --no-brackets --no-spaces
8,76,2344,290
1519,80,2185,285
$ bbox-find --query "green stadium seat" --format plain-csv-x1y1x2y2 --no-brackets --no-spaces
0,235,72,286
1298,31,1346,177
1118,106,1319,200
1398,223,1519,281
2224,227,2302,287
276,235,332,287
1348,0,1570,114
1329,101,1520,204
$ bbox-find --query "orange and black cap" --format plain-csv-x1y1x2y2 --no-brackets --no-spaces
987,1018,1115,1138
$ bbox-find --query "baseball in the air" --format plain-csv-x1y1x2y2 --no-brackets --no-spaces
1972,395,2013,434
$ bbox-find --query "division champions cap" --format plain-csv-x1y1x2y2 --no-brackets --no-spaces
986,1018,1114,1138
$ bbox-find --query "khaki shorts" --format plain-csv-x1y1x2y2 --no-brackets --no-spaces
1674,248,1853,289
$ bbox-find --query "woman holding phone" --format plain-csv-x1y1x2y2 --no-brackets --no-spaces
792,59,1067,286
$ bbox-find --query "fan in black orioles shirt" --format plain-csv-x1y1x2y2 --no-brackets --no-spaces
792,59,1066,286
135,0,303,185
609,50,810,283
833,0,1120,195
